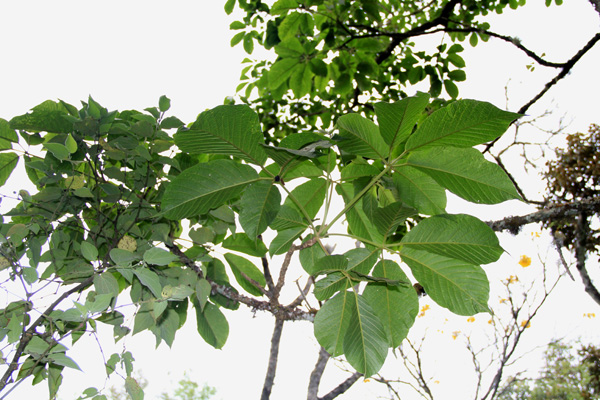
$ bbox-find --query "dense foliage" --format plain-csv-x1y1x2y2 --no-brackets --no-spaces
0,92,519,397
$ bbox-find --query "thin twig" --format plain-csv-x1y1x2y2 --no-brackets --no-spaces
318,372,362,400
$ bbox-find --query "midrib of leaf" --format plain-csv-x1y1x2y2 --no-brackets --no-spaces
193,129,263,165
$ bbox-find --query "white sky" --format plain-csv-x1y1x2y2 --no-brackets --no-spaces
1,1,599,399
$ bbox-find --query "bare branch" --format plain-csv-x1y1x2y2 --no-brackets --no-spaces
574,213,600,305
486,197,600,233
261,318,285,400
307,347,330,400
318,372,362,400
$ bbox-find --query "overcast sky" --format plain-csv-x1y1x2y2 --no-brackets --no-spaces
1,1,599,399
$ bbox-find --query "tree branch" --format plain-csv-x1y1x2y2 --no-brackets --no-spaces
574,213,600,306
307,347,330,400
318,372,362,400
261,318,285,400
486,197,600,234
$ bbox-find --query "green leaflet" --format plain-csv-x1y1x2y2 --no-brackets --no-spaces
239,180,281,239
405,147,522,204
314,290,356,356
268,58,300,90
343,293,388,377
0,152,19,187
405,99,520,151
284,177,327,222
174,105,267,165
400,214,503,265
161,159,259,220
196,303,229,349
374,92,430,150
401,248,490,315
362,260,419,347
336,113,388,160
393,166,447,215
223,253,266,297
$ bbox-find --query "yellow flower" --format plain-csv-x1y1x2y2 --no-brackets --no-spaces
505,275,519,284
583,313,596,318
488,319,493,324
518,255,532,268
531,231,541,238
467,316,475,323
499,298,507,304
452,331,460,340
434,380,440,384
363,379,371,383
418,304,430,318
520,320,531,328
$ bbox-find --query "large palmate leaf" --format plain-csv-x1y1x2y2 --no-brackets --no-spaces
401,248,490,315
362,260,419,347
336,113,388,160
405,147,522,204
174,105,267,165
404,100,520,151
161,159,258,220
372,202,416,239
400,214,503,265
239,180,281,239
393,166,446,215
314,290,356,357
374,92,430,150
343,293,389,377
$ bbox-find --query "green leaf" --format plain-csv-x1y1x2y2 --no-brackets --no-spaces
109,248,139,266
284,177,327,222
133,268,163,298
340,161,380,181
239,180,281,239
313,254,349,275
161,159,258,220
0,152,19,186
345,248,380,274
444,79,459,99
43,143,70,160
48,353,81,370
0,118,18,142
158,95,171,112
196,303,229,349
393,166,446,215
10,102,73,134
268,58,299,90
336,182,384,247
362,260,419,347
336,113,388,160
309,58,328,77
189,227,215,245
343,293,388,377
222,233,268,257
405,147,522,204
143,247,178,266
269,226,305,256
274,37,305,58
230,31,245,46
272,0,298,15
224,0,235,14
374,93,430,150
290,63,312,98
125,377,144,400
80,242,98,261
224,253,266,296
175,105,267,165
314,272,350,300
401,248,490,315
94,273,120,297
314,290,356,356
400,214,503,265
269,205,306,231
230,21,246,30
243,34,254,54
278,12,303,40
405,100,520,151
299,237,327,275
372,202,416,239
156,309,180,347
195,279,211,311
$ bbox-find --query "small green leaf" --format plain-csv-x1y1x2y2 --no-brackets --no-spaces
224,253,266,296
224,0,235,14
196,303,229,349
444,79,459,99
81,242,99,261
222,233,268,257
374,92,430,150
159,95,171,112
243,34,254,54
143,247,178,266
133,268,163,298
268,58,299,90
125,377,144,400
94,273,120,297
314,272,350,300
109,248,139,266
0,152,19,186
48,353,81,371
195,279,211,311
43,143,70,160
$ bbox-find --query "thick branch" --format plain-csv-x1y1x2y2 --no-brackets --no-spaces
486,197,600,233
575,213,600,306
318,372,362,400
261,318,285,400
308,347,330,400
